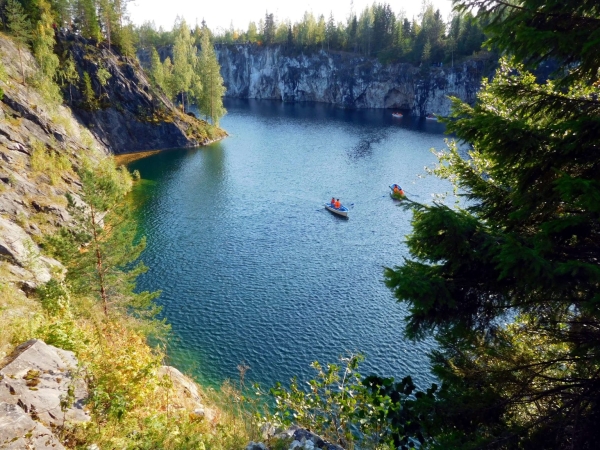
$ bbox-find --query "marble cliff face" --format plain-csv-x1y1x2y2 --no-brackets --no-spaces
216,45,490,116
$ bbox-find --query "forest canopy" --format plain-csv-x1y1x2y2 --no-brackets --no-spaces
383,0,600,448
135,2,488,66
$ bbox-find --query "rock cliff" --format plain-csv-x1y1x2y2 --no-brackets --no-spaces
216,45,492,116
56,32,226,154
0,30,231,449
0,34,101,299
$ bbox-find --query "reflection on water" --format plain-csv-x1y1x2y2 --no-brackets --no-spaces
129,99,450,389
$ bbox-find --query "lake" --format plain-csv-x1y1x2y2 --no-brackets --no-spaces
128,99,452,390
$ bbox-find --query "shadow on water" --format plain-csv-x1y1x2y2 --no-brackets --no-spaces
225,98,448,134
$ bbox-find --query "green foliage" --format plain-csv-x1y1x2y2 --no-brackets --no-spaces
171,18,195,111
32,0,59,80
262,354,433,449
5,0,32,83
74,0,102,41
457,0,600,83
148,46,164,88
198,27,226,125
384,1,600,448
30,139,72,184
81,71,98,110
183,3,487,65
56,52,79,101
44,157,161,321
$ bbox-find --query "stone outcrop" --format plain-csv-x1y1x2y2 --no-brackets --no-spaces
216,44,492,116
0,34,102,294
56,32,226,154
0,340,89,449
247,425,345,450
0,403,65,450
158,365,214,421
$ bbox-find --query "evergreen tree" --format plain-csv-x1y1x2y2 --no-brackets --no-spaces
148,46,164,89
32,0,59,80
57,52,79,101
385,0,600,447
160,55,174,99
81,71,98,109
326,12,335,51
5,0,31,84
247,21,258,43
171,18,195,111
46,158,158,319
74,0,102,41
263,11,275,45
198,27,226,125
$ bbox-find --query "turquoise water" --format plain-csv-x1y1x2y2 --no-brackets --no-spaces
128,99,451,389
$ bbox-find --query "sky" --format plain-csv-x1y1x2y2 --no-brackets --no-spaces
128,0,455,33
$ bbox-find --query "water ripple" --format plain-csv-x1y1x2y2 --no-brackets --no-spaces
129,100,451,390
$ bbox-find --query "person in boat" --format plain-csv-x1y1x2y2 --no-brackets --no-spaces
334,199,341,209
393,185,401,193
330,197,335,206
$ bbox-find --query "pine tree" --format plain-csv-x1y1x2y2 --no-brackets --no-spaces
32,0,59,80
46,158,158,318
74,0,102,42
5,0,31,84
148,46,164,88
57,52,79,101
171,18,195,112
198,26,226,125
384,0,600,447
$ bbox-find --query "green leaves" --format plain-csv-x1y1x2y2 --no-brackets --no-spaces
383,1,600,447
262,355,439,449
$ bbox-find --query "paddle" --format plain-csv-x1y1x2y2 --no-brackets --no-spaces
402,190,420,197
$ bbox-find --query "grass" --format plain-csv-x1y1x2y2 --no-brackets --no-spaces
30,139,72,185
0,263,44,359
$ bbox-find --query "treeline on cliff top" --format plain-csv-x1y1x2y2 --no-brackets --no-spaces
0,0,226,125
135,1,488,66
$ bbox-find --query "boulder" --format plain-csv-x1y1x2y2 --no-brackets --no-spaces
157,366,214,421
0,217,61,286
0,402,65,449
0,340,89,429
252,425,345,450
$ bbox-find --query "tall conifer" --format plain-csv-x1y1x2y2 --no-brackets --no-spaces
171,18,195,112
5,0,31,84
385,0,600,447
198,26,226,125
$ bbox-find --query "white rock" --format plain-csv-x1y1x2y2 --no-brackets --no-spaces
0,340,89,428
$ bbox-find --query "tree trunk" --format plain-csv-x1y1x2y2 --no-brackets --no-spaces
90,207,109,315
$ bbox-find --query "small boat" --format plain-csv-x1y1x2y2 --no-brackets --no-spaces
390,184,406,200
325,202,349,217
392,112,403,118
425,113,437,121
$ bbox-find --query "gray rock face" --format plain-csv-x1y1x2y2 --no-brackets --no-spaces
157,366,214,420
250,425,345,450
216,44,490,116
57,32,224,154
0,217,60,285
0,340,89,429
0,402,65,449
